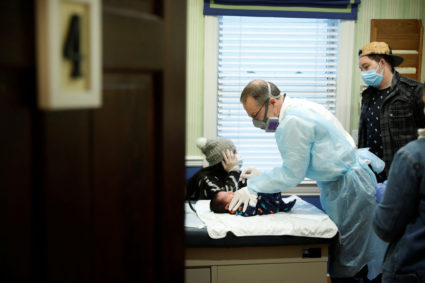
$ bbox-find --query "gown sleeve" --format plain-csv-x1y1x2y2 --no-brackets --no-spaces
247,115,315,193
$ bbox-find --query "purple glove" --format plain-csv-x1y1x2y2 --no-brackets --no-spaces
375,181,387,203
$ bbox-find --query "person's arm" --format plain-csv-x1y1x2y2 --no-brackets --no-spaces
221,149,240,192
223,170,240,192
373,148,420,242
414,83,425,128
198,170,240,198
198,175,223,199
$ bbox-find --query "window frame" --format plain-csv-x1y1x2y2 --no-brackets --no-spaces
203,16,355,195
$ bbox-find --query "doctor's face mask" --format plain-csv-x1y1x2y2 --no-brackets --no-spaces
251,82,280,132
252,98,280,132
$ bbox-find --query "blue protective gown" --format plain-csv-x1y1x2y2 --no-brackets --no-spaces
247,97,387,279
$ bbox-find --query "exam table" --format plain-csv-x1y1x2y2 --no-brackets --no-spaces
185,197,339,283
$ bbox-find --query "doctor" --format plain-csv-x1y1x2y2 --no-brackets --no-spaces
230,80,387,282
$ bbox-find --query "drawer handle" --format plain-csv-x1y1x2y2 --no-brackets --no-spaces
302,248,322,258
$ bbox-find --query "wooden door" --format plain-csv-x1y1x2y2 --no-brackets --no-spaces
0,1,186,282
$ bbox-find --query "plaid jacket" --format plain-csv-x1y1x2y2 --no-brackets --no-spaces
358,71,425,175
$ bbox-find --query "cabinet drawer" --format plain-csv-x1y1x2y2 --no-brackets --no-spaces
216,262,327,283
185,267,211,283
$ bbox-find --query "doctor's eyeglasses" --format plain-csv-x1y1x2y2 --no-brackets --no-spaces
252,101,267,120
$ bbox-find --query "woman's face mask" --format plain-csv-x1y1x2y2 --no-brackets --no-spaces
236,153,243,167
361,62,384,88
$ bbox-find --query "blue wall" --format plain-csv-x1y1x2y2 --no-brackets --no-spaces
186,167,200,180
186,167,323,211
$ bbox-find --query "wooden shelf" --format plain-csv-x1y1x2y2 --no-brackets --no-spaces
371,19,423,80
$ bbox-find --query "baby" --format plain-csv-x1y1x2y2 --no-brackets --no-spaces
210,190,296,217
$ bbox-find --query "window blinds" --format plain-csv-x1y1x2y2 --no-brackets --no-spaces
216,16,340,172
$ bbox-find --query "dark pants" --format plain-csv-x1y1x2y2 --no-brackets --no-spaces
382,273,420,283
331,265,382,283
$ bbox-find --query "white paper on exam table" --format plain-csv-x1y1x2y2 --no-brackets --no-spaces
185,202,206,228
194,195,339,239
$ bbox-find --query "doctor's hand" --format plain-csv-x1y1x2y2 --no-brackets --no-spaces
228,187,251,213
222,149,239,172
240,167,261,181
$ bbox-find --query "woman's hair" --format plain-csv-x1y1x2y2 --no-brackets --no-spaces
210,193,227,213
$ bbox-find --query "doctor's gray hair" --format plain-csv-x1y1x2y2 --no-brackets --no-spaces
240,80,281,105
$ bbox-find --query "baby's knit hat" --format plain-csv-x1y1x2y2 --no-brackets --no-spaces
196,137,236,166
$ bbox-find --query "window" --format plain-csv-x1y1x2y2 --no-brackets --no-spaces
203,16,354,191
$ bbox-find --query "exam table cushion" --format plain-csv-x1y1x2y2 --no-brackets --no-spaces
187,195,338,241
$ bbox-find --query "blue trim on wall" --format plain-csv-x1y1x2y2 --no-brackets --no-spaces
204,0,360,20
213,0,360,5
186,167,200,180
204,7,358,20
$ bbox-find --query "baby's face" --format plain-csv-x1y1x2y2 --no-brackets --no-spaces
215,191,235,210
